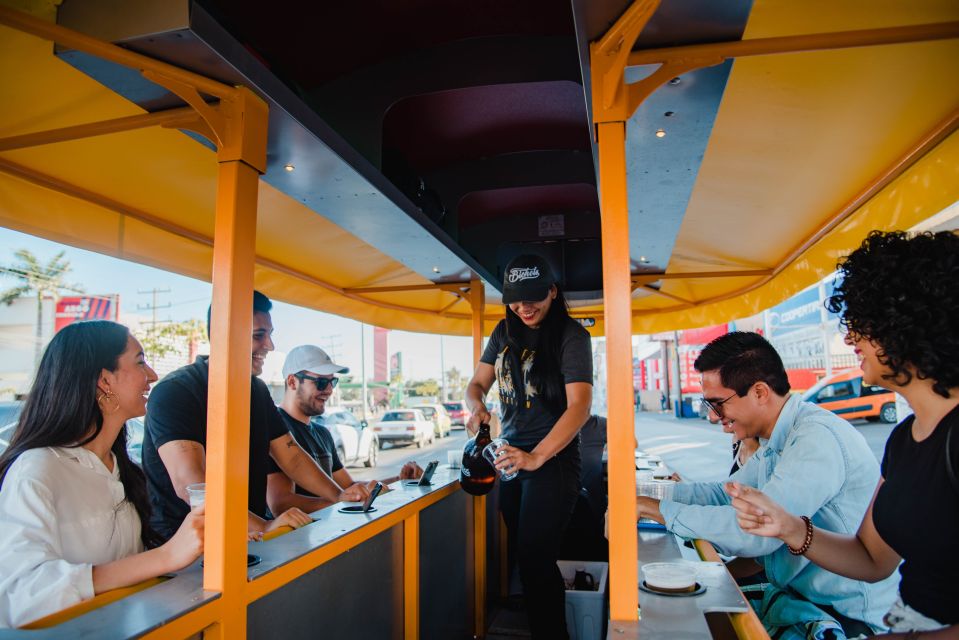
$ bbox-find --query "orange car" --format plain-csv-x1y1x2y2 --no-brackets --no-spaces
802,368,898,423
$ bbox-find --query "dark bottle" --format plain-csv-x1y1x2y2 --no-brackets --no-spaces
459,423,496,496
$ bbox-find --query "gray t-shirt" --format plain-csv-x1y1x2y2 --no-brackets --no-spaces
480,318,593,447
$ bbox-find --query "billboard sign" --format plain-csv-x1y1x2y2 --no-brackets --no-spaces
390,352,402,380
768,287,821,337
55,295,117,332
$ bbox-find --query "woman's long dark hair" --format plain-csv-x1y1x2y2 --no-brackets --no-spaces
0,321,161,548
505,285,573,415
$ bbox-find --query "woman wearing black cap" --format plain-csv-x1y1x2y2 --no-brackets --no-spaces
466,254,593,640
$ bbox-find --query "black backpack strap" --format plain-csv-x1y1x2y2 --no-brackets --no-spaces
947,420,959,495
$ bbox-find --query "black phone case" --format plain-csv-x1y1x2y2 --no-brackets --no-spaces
418,461,439,486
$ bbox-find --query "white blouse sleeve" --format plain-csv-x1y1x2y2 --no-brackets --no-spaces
0,475,95,628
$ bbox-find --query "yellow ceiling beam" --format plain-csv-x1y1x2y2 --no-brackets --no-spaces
0,107,201,152
628,21,959,66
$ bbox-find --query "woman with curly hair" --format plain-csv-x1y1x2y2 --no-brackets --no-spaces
728,230,959,638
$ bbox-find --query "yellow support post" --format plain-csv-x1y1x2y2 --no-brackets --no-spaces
589,0,662,624
596,121,639,621
404,513,420,639
470,278,485,365
201,86,269,640
468,278,487,638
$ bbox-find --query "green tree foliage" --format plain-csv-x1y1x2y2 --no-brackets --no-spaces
408,378,440,398
136,318,207,364
1,249,83,368
444,366,466,400
337,374,359,402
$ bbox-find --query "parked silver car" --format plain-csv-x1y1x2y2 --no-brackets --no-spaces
312,407,379,468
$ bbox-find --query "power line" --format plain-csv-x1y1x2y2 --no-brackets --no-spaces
137,288,172,334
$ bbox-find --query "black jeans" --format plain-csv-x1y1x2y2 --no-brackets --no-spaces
499,445,581,640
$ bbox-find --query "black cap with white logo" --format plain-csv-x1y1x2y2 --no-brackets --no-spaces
501,254,556,304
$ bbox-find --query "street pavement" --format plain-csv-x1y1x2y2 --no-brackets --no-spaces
350,429,470,482
349,410,896,485
633,410,896,483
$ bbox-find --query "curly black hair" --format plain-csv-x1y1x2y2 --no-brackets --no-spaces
826,230,959,398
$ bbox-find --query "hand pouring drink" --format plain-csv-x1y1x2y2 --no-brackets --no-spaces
459,423,496,496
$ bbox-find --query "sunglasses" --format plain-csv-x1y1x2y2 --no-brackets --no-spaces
295,373,339,391
701,391,738,418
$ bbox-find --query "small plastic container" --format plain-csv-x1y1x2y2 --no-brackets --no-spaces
186,482,206,510
557,560,608,640
641,562,697,591
446,449,461,468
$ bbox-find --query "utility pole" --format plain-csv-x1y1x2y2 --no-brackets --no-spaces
323,334,344,406
439,334,446,402
137,288,171,363
137,287,172,332
819,281,833,377
323,334,344,363
360,323,368,421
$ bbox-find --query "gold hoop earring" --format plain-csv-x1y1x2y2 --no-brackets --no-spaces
97,391,120,414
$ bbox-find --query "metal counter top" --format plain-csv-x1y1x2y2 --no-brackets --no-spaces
0,468,463,639
607,530,751,640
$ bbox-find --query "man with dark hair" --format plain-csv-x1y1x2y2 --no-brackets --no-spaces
635,332,896,637
142,291,368,542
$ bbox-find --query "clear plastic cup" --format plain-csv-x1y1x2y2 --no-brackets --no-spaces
482,438,517,481
186,482,206,510
447,449,461,469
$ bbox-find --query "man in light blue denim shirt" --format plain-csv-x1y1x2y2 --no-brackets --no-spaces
636,333,897,638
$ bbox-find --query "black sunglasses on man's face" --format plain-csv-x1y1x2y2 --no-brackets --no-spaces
701,391,738,418
295,373,338,391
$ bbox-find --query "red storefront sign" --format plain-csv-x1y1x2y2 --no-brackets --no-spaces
54,295,118,332
678,323,729,393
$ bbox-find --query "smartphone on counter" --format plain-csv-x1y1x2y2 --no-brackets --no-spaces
417,460,439,486
362,482,384,512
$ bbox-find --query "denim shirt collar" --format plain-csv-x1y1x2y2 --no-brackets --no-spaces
760,394,802,456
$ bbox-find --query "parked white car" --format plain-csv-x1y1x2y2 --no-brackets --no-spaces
413,403,452,438
0,401,23,454
312,407,379,468
372,409,434,449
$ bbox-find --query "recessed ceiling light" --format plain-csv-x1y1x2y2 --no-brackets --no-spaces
655,129,666,138
284,163,295,172
668,77,681,85
432,267,441,273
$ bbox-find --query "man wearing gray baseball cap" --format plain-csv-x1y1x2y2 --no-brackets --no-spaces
266,345,423,514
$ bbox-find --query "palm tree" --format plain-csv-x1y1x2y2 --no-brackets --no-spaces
1,249,84,369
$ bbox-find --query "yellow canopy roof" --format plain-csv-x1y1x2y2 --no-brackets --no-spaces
1,0,956,336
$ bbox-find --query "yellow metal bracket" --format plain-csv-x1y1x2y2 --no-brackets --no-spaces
590,0,660,123
140,71,268,173
589,0,723,127
0,6,268,174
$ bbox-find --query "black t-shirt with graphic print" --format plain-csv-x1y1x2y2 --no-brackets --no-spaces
267,408,344,498
480,318,593,448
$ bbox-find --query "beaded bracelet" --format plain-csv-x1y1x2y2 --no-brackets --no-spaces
787,515,813,556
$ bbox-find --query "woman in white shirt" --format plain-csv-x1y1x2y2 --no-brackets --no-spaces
0,321,204,628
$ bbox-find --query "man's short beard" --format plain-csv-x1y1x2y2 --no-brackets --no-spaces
296,388,325,418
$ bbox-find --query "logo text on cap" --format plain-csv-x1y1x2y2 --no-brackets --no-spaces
507,267,540,283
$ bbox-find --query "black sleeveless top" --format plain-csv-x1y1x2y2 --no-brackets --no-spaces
872,404,959,624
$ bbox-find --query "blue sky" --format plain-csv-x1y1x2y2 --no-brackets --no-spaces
0,227,476,383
